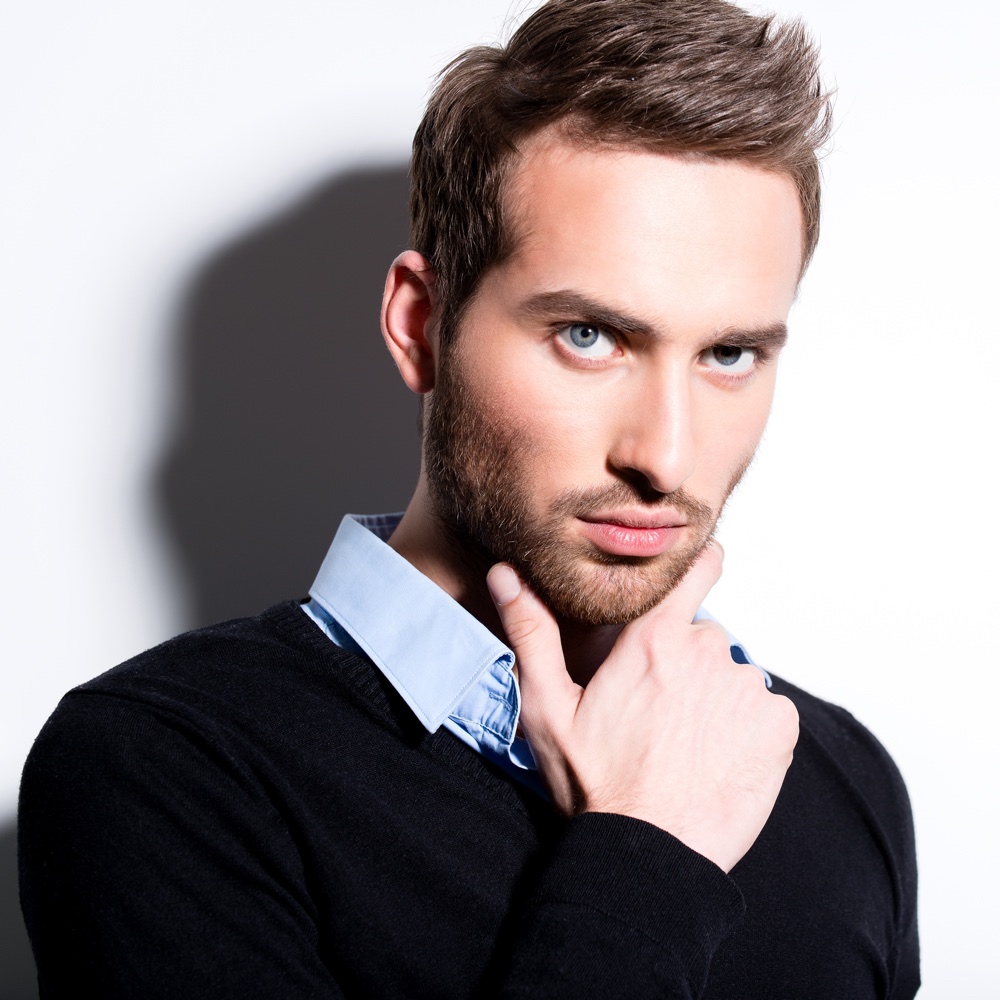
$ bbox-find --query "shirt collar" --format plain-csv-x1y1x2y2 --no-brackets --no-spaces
307,514,767,769
308,513,515,734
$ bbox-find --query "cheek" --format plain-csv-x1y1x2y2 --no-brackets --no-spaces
514,402,602,478
487,356,612,448
727,396,771,442
742,376,778,442
696,384,775,474
497,396,614,506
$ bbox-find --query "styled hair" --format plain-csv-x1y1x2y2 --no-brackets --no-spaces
410,0,832,342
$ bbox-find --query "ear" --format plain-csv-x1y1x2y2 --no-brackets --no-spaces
381,250,438,394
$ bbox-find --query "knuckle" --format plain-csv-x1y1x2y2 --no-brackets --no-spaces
690,621,731,658
769,694,800,743
503,614,542,647
692,539,723,589
625,626,669,668
633,629,663,663
699,540,724,579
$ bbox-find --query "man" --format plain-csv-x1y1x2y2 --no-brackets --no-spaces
19,0,919,996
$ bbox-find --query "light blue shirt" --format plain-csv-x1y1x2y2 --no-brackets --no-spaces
304,513,766,791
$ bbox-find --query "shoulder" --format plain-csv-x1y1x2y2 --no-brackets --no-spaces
770,674,908,798
18,605,374,995
80,600,326,697
68,600,376,723
766,674,919,987
21,602,391,802
768,673,916,869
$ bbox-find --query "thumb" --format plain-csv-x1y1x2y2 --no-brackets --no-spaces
486,564,580,737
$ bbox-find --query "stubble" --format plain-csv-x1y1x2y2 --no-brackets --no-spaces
424,348,750,627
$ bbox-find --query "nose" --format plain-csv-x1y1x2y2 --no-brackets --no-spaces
607,367,696,497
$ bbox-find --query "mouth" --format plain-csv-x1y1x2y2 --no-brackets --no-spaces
579,508,687,530
576,510,688,558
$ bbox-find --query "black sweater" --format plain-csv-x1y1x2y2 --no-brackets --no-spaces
19,601,919,998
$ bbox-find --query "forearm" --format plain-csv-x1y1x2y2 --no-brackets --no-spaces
495,813,744,1000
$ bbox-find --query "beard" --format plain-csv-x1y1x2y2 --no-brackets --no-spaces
423,348,751,627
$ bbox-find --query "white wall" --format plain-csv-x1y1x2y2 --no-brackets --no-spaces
3,1,995,995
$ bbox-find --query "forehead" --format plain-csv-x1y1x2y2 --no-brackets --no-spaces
494,133,804,332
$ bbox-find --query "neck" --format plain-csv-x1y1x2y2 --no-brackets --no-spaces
388,475,620,686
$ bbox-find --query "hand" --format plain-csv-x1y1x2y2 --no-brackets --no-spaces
486,543,799,874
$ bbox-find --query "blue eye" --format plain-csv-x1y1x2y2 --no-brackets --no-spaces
558,323,617,358
702,344,755,375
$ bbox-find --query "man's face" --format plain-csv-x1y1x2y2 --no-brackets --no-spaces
424,136,803,626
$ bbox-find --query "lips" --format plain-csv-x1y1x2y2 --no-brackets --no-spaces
579,509,687,530
577,510,687,558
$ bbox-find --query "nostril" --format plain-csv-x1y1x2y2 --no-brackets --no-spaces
609,467,670,504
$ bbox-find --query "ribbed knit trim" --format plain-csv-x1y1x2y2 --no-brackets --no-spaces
262,601,545,812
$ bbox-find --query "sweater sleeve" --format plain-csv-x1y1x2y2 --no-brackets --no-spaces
22,690,744,1000
495,813,745,999
796,697,920,999
18,690,347,1000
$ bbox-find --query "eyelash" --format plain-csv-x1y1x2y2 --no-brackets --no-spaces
701,344,778,387
552,321,778,384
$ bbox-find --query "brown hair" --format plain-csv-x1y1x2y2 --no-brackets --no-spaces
410,0,832,344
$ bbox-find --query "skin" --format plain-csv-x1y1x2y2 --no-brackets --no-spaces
381,132,803,872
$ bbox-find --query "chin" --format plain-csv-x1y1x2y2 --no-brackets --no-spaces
520,554,697,628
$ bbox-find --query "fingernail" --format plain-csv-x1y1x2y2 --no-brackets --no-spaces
487,564,521,606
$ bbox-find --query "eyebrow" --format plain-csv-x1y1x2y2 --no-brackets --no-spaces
515,289,789,349
517,290,655,337
712,324,788,352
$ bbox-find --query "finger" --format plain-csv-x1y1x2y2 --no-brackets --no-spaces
643,537,725,627
486,564,580,735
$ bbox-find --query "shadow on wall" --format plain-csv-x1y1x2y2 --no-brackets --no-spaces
156,164,419,630
1,821,36,999
6,165,418,999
